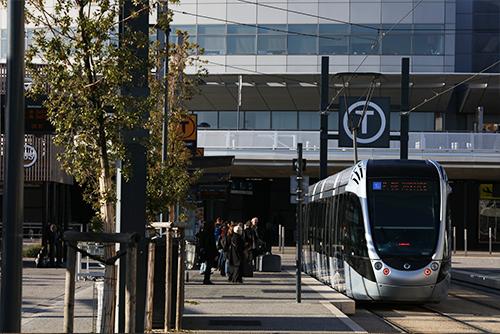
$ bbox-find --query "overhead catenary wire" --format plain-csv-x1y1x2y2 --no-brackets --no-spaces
408,58,500,114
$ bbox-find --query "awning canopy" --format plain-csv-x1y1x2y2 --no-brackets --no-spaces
188,73,500,114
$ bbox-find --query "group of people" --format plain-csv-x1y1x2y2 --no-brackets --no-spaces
196,217,267,285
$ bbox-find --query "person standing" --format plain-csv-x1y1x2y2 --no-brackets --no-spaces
228,225,244,283
197,220,218,284
48,224,61,267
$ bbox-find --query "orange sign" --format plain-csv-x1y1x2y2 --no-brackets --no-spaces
180,115,197,141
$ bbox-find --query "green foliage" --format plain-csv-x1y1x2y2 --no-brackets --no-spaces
26,0,205,226
23,244,42,258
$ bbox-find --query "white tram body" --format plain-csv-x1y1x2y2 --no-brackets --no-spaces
303,159,451,302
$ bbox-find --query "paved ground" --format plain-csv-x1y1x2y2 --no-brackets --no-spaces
21,259,95,333
451,252,500,289
183,250,362,333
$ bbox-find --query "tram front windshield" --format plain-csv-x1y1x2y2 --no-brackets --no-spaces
368,179,440,257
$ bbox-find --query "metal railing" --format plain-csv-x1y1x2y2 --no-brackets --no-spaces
198,130,500,153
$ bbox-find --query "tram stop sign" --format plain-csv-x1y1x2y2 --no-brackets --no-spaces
339,97,390,148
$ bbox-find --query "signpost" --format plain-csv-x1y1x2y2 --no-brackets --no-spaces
339,97,391,148
293,143,305,303
180,114,197,156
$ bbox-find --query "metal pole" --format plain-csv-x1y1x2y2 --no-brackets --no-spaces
0,0,25,332
489,227,492,255
296,143,303,303
144,241,156,333
282,226,285,254
353,127,358,163
400,57,410,160
464,228,468,256
320,56,329,180
453,226,456,254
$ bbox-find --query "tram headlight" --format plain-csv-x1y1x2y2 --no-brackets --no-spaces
374,262,383,270
430,262,439,271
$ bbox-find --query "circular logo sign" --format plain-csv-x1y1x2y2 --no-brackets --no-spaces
342,101,387,144
24,144,37,168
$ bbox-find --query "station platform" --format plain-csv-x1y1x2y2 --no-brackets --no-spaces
451,251,500,290
183,249,362,334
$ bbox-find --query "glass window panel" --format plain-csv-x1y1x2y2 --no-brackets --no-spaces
391,113,400,131
414,24,444,33
198,36,226,55
299,112,319,130
381,24,412,33
244,111,270,129
319,24,349,35
171,25,197,36
410,113,435,131
258,35,286,55
196,112,218,129
228,25,256,34
219,112,237,129
197,25,225,35
382,34,411,55
272,111,297,129
328,112,338,131
351,36,379,55
351,25,379,35
474,34,500,54
258,24,287,35
288,35,316,54
413,34,444,55
1,30,7,58
288,24,317,54
319,35,348,54
227,35,256,54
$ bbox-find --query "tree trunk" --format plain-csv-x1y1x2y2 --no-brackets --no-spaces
99,170,117,334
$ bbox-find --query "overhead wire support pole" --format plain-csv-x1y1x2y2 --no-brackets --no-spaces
0,0,25,332
400,57,410,160
320,56,329,180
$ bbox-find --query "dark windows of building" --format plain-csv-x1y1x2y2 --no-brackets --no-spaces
299,111,319,130
244,111,271,129
227,25,256,55
0,29,6,58
350,25,380,55
197,25,226,55
413,25,444,55
478,183,500,244
328,112,339,131
271,111,297,129
219,111,238,129
390,112,436,132
169,25,197,43
381,24,412,55
319,25,349,55
287,24,317,55
196,111,218,128
257,24,287,55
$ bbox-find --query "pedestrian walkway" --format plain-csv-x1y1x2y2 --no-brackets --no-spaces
451,251,500,290
183,249,363,334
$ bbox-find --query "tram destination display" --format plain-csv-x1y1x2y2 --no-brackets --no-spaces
371,180,432,192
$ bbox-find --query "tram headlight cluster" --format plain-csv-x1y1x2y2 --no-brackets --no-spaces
430,262,439,271
374,262,383,270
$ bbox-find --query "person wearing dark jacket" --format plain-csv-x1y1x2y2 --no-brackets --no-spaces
228,225,244,283
197,220,218,284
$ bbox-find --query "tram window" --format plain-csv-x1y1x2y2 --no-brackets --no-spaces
344,193,368,257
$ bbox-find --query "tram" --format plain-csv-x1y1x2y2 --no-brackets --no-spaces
303,159,451,302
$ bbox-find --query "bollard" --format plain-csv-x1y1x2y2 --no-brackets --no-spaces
464,228,467,256
453,226,456,254
63,243,77,334
489,227,492,255
278,224,282,252
282,226,286,253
